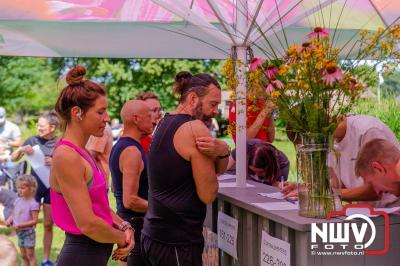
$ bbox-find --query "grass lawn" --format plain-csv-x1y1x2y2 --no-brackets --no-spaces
1,131,297,265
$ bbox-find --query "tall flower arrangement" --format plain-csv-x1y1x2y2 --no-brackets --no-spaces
222,24,400,218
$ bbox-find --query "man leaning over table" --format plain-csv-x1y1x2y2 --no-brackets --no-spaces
355,138,400,197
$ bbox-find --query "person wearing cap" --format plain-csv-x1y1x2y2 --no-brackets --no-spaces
0,107,21,163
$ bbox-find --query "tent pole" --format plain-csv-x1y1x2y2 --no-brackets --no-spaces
235,0,248,188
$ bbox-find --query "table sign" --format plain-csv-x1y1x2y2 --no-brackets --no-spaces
261,230,290,266
217,212,238,259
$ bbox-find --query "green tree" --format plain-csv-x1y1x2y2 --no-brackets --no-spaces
0,56,57,121
381,70,400,98
49,58,224,118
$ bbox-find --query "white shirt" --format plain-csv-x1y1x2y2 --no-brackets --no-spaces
328,115,400,207
0,120,21,141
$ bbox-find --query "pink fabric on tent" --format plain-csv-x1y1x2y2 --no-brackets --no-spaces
1,0,399,26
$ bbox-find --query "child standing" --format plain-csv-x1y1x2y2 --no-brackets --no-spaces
6,174,39,266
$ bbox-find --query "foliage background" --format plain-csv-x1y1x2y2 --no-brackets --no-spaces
0,56,399,264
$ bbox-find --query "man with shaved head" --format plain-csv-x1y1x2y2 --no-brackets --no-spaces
109,100,155,266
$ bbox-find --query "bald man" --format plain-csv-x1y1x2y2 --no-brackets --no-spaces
109,100,155,266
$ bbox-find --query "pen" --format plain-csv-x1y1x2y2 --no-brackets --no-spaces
286,198,296,204
280,175,284,191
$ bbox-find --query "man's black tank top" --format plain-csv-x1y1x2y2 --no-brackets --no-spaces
142,114,206,245
110,137,148,217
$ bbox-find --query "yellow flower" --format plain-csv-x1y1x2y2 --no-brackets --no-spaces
302,52,311,61
271,91,281,98
278,65,288,76
287,44,298,58
316,61,325,70
359,29,369,38
313,103,321,110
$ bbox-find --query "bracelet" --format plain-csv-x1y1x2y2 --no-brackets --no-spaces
118,221,133,232
217,146,231,159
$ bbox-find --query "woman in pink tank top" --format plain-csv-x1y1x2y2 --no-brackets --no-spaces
51,65,134,266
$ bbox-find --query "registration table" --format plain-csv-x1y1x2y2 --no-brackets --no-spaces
204,178,400,266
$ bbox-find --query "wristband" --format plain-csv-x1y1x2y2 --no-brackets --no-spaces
118,221,133,232
217,146,231,159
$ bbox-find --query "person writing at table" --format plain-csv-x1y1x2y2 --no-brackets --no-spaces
226,139,290,187
51,65,134,265
283,115,400,207
355,139,400,197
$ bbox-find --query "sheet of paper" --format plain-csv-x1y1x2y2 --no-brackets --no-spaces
217,174,236,181
219,182,255,188
261,230,290,266
25,145,45,169
217,212,238,259
25,145,50,188
258,192,285,200
252,201,299,211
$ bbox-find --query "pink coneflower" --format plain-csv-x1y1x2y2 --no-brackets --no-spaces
265,65,279,79
307,27,329,39
322,63,343,86
349,78,358,93
250,57,264,71
299,42,313,52
349,78,365,94
266,78,284,93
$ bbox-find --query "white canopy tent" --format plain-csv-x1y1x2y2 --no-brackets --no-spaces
0,0,398,186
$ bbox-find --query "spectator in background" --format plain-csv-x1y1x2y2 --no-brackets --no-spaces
226,139,290,186
0,107,22,164
11,111,59,266
228,91,275,143
205,117,219,138
86,124,113,187
111,118,123,143
6,174,39,266
136,92,162,154
0,188,17,224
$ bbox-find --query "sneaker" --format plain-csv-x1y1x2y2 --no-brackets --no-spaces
41,260,54,266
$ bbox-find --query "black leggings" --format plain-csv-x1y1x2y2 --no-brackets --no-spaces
57,233,113,266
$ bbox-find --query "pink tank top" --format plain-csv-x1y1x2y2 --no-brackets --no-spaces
50,139,113,235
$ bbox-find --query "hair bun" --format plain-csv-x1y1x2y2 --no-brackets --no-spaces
173,71,193,95
66,65,86,86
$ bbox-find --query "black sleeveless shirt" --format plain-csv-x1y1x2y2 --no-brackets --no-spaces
142,114,206,245
110,137,148,217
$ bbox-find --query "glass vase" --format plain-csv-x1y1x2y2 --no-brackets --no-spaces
296,133,341,218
